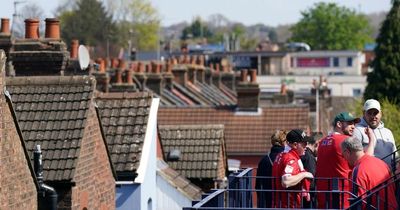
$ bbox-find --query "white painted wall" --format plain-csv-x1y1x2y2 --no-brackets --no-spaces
258,75,367,97
135,98,160,210
156,173,193,210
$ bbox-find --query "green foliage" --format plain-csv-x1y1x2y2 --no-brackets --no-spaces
364,1,400,104
348,98,400,146
59,0,116,47
290,2,372,50
181,18,213,40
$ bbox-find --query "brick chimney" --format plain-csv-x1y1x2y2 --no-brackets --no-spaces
0,50,5,90
162,62,174,90
10,18,69,76
92,58,109,93
221,65,235,90
146,61,163,95
133,62,147,91
0,18,12,61
44,18,60,39
204,64,213,85
109,60,136,92
236,69,260,111
212,64,221,87
171,64,188,86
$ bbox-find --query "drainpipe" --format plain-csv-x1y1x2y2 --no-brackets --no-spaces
34,145,58,210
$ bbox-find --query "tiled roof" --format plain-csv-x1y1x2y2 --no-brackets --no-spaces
95,91,153,178
158,105,309,154
159,125,225,179
157,159,202,200
6,76,95,182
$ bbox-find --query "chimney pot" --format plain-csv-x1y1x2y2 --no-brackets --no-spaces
1,18,10,34
146,63,152,73
215,63,220,72
115,69,123,84
240,69,248,82
138,62,145,73
96,58,106,73
44,18,60,39
70,39,79,59
111,58,119,68
198,55,205,66
24,18,40,39
250,69,257,83
118,59,126,69
126,68,133,84
190,55,197,65
209,63,214,70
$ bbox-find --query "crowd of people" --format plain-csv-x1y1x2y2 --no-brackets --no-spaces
255,99,398,209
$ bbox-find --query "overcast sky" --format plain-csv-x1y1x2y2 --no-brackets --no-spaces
0,0,392,26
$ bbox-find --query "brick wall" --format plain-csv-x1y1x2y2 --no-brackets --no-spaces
70,105,115,209
0,50,38,209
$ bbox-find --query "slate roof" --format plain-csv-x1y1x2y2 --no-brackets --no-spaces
159,125,225,179
158,105,309,155
95,91,153,179
157,159,202,201
6,76,96,182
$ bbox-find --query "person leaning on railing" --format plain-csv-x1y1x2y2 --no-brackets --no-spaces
271,129,314,208
341,136,398,210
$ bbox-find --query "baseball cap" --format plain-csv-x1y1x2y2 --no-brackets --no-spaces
332,112,360,126
286,129,310,143
364,99,381,112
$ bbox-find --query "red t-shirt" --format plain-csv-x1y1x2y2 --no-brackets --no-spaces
352,155,398,210
272,148,309,208
316,133,352,209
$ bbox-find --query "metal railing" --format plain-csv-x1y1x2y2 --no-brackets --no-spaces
185,169,400,209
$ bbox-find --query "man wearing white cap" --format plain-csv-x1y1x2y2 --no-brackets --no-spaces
353,99,397,166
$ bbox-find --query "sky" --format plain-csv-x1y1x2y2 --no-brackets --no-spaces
0,0,392,27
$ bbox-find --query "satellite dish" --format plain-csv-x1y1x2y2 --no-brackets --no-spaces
78,45,90,70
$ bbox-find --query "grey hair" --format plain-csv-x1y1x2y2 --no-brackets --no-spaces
341,137,364,152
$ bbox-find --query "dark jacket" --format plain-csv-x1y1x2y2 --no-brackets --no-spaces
301,147,316,176
255,145,284,208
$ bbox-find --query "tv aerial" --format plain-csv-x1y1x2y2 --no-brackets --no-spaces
78,45,90,70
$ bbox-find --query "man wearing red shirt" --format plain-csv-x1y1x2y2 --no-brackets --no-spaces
341,136,397,210
315,112,360,209
272,129,314,208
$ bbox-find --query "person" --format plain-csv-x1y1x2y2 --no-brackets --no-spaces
300,132,321,208
272,129,314,208
341,136,398,210
353,99,397,167
315,112,376,209
255,130,287,208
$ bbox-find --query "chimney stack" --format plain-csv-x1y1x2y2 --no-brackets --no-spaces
25,18,40,39
1,18,10,35
70,39,79,59
146,61,163,95
236,69,260,111
44,18,60,39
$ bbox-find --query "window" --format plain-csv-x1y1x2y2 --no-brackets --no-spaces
347,57,353,67
333,57,339,67
353,89,362,97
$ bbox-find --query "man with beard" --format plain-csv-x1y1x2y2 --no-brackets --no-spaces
353,99,397,167
315,112,375,209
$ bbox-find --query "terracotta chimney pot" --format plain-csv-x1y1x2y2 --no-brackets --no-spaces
70,39,79,59
146,63,152,73
1,18,10,34
241,69,248,82
166,63,172,73
118,59,126,70
198,55,205,66
111,58,119,68
250,69,257,83
115,69,123,84
126,68,133,84
25,18,40,39
138,62,145,73
96,58,106,73
209,63,214,70
44,18,60,39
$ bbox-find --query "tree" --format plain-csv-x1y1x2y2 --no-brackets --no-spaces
181,18,213,40
107,0,160,51
290,2,372,50
364,0,400,104
58,0,117,56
